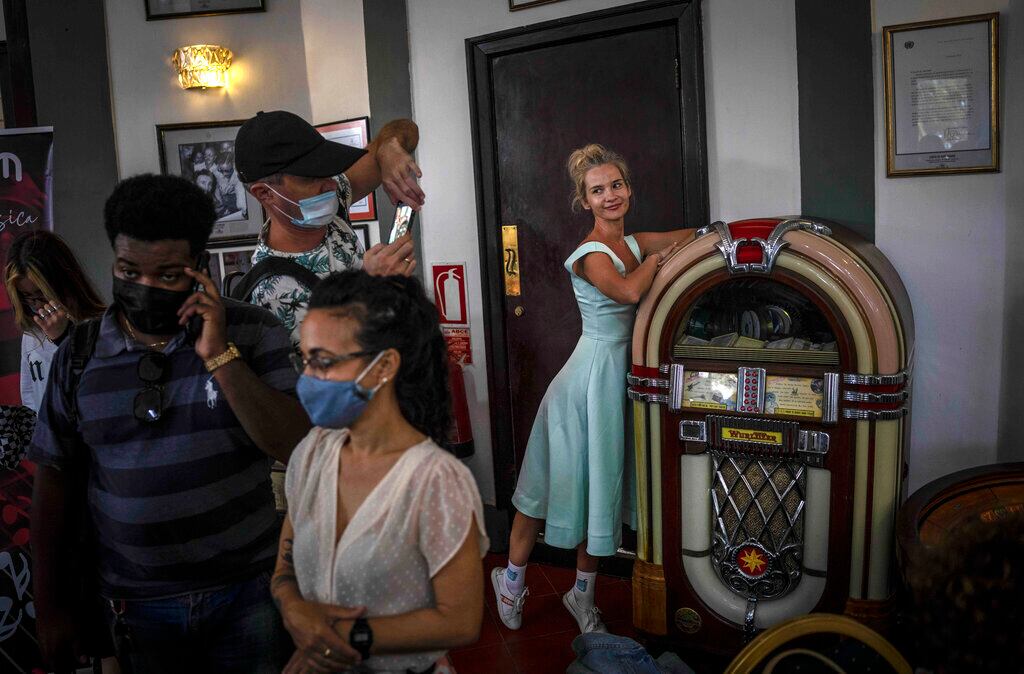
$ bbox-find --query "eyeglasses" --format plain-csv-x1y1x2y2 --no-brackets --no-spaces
289,350,373,375
133,351,169,423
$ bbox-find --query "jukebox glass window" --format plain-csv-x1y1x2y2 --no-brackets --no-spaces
674,279,837,364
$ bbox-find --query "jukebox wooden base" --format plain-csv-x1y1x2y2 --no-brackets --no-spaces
628,218,914,659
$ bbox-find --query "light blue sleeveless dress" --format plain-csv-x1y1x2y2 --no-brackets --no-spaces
512,236,641,557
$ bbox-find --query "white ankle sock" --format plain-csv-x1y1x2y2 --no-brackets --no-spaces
505,561,527,596
572,569,597,609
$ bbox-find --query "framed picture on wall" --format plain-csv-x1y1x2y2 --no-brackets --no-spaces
157,121,264,244
883,13,999,176
314,117,377,222
350,222,380,253
145,0,266,21
509,0,570,11
205,242,257,295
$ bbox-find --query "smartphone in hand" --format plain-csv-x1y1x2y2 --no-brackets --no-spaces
389,203,416,244
187,251,211,342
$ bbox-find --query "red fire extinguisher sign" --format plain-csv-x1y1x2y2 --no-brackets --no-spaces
432,263,469,326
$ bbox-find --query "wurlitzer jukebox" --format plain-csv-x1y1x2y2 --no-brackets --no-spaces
627,218,913,656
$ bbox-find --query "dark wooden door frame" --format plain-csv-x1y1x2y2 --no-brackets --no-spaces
466,0,709,509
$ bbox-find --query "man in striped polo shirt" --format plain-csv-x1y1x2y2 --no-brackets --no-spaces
29,174,313,672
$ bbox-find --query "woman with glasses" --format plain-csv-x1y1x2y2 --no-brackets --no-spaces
272,270,488,674
4,230,105,412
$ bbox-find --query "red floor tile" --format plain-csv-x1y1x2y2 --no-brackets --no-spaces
506,629,579,673
494,592,578,645
595,577,633,623
539,564,576,595
449,642,518,674
604,617,640,641
527,564,558,596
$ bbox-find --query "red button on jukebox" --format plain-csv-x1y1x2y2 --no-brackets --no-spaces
736,546,769,578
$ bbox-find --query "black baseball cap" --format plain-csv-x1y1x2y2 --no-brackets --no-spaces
234,110,367,183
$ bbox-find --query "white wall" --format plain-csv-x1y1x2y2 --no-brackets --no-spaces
872,0,1021,492
300,0,370,126
407,0,801,505
103,0,369,177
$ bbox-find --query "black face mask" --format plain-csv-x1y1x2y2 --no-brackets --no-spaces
112,276,191,335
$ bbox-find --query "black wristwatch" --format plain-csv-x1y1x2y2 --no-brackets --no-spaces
350,617,373,660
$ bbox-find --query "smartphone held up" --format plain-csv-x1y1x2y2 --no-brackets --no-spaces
389,203,416,244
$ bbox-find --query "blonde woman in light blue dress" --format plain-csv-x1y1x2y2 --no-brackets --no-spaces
492,144,694,634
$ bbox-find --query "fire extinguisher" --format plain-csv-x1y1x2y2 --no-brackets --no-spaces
445,360,474,459
435,268,463,323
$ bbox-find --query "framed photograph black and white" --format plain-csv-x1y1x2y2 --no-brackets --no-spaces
157,121,263,244
883,13,999,176
145,0,265,21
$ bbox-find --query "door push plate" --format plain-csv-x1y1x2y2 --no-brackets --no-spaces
502,225,521,297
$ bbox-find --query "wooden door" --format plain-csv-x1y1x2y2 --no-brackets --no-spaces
469,1,709,513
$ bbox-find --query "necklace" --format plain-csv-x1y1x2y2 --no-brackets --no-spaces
121,316,170,350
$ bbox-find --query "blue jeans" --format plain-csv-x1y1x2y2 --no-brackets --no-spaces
105,571,290,674
567,632,696,674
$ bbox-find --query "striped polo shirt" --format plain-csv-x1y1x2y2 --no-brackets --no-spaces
29,299,297,600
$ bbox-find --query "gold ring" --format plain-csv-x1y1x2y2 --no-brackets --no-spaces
323,647,332,658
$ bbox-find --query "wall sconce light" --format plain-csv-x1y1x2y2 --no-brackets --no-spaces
172,44,233,90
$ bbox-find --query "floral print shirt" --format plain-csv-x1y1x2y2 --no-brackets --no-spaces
250,174,364,347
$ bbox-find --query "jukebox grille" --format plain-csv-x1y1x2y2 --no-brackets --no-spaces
710,450,806,601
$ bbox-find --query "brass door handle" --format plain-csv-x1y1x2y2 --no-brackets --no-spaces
502,225,521,296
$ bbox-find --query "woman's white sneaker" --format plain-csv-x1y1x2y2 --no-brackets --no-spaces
562,589,607,633
491,567,529,630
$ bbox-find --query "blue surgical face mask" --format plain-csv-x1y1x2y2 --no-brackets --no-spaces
266,184,338,229
296,352,385,429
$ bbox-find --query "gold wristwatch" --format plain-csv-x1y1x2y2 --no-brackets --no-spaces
205,343,241,373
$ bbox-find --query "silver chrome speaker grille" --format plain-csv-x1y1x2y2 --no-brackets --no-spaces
710,451,806,601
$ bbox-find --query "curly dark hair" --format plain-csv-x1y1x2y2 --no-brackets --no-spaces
308,271,451,444
104,173,216,256
908,511,1024,673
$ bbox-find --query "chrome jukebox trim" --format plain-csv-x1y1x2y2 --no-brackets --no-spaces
713,218,833,275
842,390,908,404
680,420,707,443
626,374,670,389
694,221,722,239
668,364,686,412
797,430,830,468
822,372,839,424
842,407,908,421
841,371,908,386
627,389,670,405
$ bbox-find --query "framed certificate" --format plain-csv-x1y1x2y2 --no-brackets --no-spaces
883,13,999,176
314,117,377,222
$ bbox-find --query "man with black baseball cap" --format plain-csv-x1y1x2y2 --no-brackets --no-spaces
235,110,423,346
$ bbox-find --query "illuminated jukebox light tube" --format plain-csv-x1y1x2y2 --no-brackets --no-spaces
629,217,913,655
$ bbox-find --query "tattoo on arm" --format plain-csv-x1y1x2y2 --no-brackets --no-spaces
271,572,298,610
281,537,295,566
271,538,298,610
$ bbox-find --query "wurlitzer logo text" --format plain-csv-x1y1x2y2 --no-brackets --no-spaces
721,427,783,445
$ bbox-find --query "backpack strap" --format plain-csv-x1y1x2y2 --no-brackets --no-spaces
64,319,102,424
228,257,322,303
